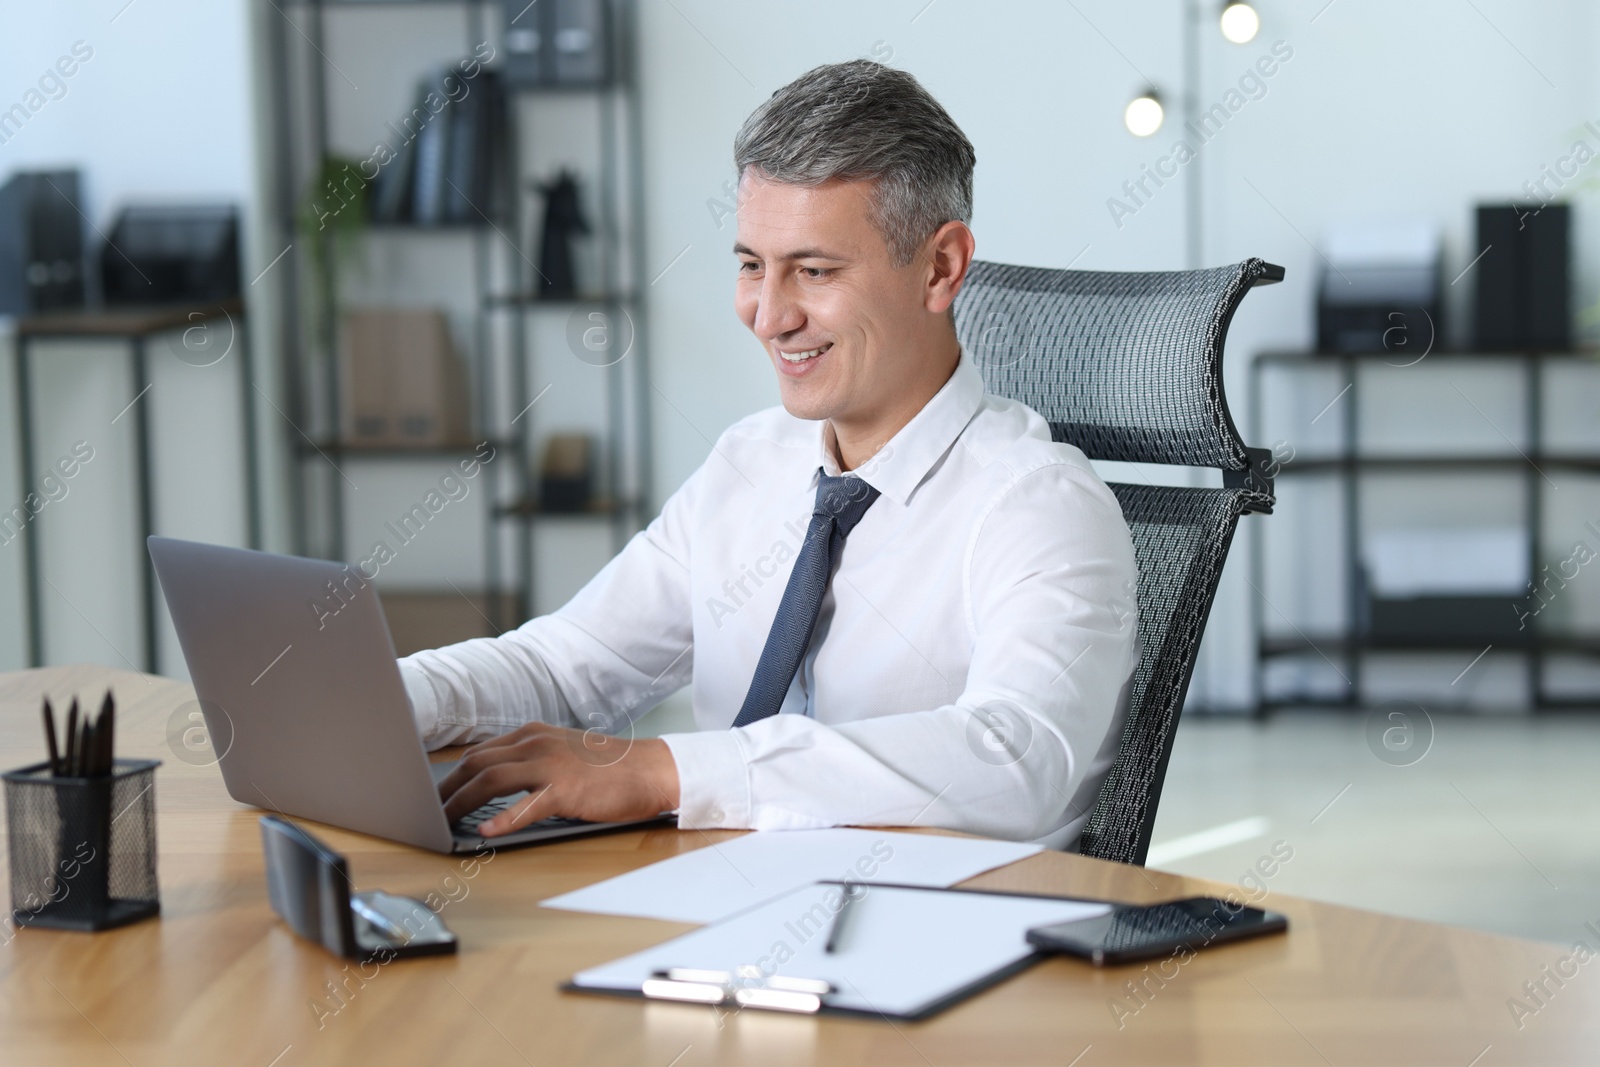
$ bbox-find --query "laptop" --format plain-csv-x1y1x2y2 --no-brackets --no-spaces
148,536,672,853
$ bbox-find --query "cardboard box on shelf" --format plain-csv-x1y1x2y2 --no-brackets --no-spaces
341,308,471,448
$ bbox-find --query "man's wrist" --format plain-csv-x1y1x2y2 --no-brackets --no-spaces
634,738,681,811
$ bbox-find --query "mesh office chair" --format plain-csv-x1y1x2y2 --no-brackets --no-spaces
953,258,1283,866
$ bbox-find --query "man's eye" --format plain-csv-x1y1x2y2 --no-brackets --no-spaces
801,267,828,279
738,260,760,273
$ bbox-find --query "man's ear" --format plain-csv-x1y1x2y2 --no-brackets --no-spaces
922,220,976,315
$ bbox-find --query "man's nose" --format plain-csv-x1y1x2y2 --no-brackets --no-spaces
752,276,804,340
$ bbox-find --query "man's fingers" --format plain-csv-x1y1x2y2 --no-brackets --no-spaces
442,763,542,823
480,783,557,836
436,729,550,799
436,751,510,801
468,722,552,753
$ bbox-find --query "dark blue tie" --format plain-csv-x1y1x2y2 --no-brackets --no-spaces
731,472,881,728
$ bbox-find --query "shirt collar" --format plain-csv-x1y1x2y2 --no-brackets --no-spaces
815,348,985,507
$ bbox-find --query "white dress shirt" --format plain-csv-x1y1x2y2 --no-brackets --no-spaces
399,352,1139,849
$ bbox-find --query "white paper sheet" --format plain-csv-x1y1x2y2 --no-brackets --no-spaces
571,881,1110,1018
541,828,1042,924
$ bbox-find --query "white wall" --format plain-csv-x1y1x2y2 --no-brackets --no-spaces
4,0,1598,706
635,0,1600,710
0,4,250,221
0,0,288,676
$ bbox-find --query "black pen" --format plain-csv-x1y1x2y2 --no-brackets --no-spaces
42,698,60,776
825,883,863,954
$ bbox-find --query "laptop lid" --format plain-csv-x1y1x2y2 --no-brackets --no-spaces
148,537,456,852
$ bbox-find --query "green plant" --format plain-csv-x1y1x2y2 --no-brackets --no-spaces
295,155,371,361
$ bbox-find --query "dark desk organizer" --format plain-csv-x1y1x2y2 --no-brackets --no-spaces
261,815,456,962
3,758,161,931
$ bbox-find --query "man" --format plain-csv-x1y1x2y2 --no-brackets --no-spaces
410,60,1138,849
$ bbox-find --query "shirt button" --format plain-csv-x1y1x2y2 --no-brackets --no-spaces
708,807,724,822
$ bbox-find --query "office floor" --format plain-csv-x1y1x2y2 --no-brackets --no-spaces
641,697,1600,945
1149,709,1600,946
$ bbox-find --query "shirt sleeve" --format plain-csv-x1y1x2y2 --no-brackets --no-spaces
398,467,701,750
660,459,1138,843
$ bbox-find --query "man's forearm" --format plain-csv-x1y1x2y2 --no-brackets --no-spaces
659,702,1083,840
400,630,574,749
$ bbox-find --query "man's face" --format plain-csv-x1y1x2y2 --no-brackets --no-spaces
733,173,930,429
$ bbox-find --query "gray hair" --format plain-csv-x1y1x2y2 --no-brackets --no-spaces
733,60,976,267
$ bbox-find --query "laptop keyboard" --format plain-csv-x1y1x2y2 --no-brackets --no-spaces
452,793,592,836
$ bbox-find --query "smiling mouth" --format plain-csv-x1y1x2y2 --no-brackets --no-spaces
777,343,831,363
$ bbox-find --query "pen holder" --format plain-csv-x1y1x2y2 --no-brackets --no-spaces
3,759,161,931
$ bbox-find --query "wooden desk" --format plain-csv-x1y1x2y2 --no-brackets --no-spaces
2,666,1596,1066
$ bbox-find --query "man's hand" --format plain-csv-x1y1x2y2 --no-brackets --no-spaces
436,723,680,837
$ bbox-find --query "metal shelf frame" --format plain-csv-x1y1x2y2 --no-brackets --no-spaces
1249,349,1600,712
266,0,651,623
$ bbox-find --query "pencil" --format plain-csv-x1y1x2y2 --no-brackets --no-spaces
42,698,60,776
64,699,80,777
97,691,116,776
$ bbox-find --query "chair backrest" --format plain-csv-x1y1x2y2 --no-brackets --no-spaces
953,257,1281,866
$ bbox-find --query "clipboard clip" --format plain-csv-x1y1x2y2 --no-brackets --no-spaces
643,966,835,1014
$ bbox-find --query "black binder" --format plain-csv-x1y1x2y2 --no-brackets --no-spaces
501,0,612,87
411,72,454,226
1474,203,1569,350
443,69,504,223
0,168,85,314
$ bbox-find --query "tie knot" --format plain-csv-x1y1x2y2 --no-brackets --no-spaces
814,473,880,534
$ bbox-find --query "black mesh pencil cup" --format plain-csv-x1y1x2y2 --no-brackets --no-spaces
4,758,161,931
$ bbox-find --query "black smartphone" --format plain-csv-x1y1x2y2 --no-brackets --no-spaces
1026,896,1286,966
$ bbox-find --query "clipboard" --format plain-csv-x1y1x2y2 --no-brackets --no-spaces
565,880,1112,1021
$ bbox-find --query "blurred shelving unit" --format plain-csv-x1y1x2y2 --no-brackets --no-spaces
1250,350,1600,712
264,0,650,648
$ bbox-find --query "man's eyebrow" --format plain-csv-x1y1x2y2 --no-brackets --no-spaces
730,243,845,261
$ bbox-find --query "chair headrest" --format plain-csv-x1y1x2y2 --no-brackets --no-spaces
954,258,1281,471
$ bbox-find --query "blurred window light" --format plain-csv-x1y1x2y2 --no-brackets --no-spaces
1124,91,1164,137
1220,2,1261,44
